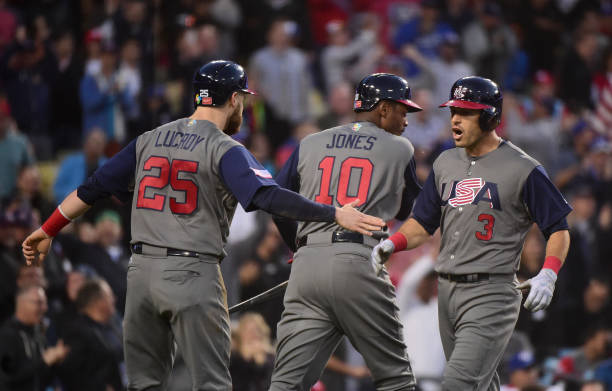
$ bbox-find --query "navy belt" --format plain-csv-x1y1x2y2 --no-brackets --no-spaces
296,231,368,249
131,242,200,258
438,273,489,283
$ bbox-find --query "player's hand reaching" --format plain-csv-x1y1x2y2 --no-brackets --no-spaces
517,268,557,312
22,228,53,266
371,239,395,275
335,199,385,236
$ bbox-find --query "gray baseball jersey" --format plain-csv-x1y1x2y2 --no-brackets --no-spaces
75,117,280,391
295,121,418,238
412,140,572,275
411,140,571,391
270,121,421,390
130,118,242,258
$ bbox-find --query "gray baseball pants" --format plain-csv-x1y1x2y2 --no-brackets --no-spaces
124,244,230,391
437,274,521,391
269,233,416,391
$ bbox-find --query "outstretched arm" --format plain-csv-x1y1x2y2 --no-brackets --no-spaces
219,146,385,237
23,139,137,265
22,191,91,265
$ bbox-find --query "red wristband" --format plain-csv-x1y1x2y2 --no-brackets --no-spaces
389,232,407,252
542,255,562,274
41,207,71,237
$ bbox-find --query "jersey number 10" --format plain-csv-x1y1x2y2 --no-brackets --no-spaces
315,156,373,206
136,156,199,214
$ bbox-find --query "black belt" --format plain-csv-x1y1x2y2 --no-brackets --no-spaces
296,231,367,249
438,273,489,283
131,242,200,258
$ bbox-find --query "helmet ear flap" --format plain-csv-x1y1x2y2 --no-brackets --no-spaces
479,107,500,131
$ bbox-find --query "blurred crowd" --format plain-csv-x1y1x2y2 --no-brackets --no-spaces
0,0,611,390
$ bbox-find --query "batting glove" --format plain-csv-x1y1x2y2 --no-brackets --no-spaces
371,239,395,276
517,268,557,312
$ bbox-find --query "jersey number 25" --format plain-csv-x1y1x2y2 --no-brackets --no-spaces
136,156,199,214
315,156,373,206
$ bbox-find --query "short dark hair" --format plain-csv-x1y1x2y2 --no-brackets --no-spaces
75,279,106,311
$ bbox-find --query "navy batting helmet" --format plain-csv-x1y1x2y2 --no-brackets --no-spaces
353,73,422,113
193,60,256,108
439,76,502,131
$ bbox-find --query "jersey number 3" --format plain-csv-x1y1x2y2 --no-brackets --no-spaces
475,213,495,241
136,156,199,214
315,156,373,206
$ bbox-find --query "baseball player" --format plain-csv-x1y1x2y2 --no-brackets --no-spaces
372,76,572,391
269,73,423,391
21,60,385,391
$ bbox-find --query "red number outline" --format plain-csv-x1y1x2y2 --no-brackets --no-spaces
475,213,495,241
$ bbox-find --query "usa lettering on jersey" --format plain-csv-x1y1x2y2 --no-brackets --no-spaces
443,178,502,210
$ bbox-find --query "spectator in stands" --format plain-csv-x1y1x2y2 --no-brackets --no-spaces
229,312,275,391
558,31,599,111
274,122,319,169
247,132,276,176
582,380,607,391
401,88,446,156
58,279,124,391
320,18,379,93
317,81,354,130
79,41,137,143
428,31,473,107
518,0,563,72
0,98,34,202
440,0,474,34
393,0,453,78
553,121,597,194
0,0,18,57
461,2,518,83
56,210,127,314
238,221,290,334
94,209,130,270
50,270,86,334
52,128,107,203
250,18,312,148
504,91,562,173
592,46,612,136
0,205,38,323
0,18,56,159
553,326,612,384
116,38,142,126
0,285,69,391
83,29,103,76
50,30,83,152
500,351,539,391
11,165,54,220
396,255,445,391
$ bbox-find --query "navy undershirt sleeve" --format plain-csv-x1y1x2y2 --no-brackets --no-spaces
395,157,422,220
411,169,442,235
219,146,277,211
274,146,300,191
77,139,137,205
270,146,301,251
522,166,572,240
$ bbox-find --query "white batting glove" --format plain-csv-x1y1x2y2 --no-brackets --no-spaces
371,239,395,276
517,268,557,312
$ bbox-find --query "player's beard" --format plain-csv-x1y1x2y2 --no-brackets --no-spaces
223,105,243,135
